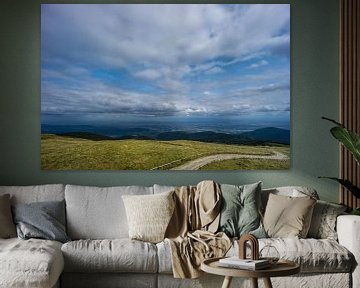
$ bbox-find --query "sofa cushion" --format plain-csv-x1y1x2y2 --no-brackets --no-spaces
0,184,65,204
0,238,64,288
0,194,16,238
158,237,353,274
307,200,347,240
261,186,319,213
218,182,266,238
156,240,173,274
260,238,353,273
235,238,353,273
61,239,158,273
153,184,176,194
122,191,175,243
65,185,153,239
263,194,316,238
12,200,70,243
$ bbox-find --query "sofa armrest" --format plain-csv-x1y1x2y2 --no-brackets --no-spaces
337,215,360,288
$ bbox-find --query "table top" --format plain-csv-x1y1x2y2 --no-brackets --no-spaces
201,257,300,278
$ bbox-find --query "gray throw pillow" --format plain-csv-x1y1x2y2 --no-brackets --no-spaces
12,200,70,243
0,194,16,238
218,182,266,238
307,200,347,240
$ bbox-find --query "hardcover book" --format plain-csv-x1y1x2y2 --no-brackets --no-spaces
218,257,271,270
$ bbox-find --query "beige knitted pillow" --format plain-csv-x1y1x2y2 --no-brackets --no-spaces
263,193,316,238
122,191,175,243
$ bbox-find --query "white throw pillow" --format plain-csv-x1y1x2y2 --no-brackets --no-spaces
122,191,175,243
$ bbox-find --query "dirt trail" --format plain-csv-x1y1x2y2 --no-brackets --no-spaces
171,151,288,170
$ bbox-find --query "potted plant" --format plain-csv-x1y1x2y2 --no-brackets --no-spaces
320,117,360,215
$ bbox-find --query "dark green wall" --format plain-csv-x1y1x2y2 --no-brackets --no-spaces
0,0,340,202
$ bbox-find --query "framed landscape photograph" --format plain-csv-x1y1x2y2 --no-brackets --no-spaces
41,4,290,170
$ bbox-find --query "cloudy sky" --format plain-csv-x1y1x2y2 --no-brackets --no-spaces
41,4,290,130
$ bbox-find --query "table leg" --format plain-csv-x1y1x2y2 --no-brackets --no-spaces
221,276,233,288
251,278,258,288
263,277,273,288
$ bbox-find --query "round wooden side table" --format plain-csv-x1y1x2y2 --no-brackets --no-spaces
201,257,300,288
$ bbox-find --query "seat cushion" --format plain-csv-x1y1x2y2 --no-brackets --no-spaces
229,238,354,273
157,238,354,274
62,239,158,273
0,238,64,288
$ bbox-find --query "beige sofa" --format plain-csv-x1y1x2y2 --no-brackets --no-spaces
0,184,359,288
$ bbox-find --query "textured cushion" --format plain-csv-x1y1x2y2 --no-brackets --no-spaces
263,194,316,238
0,184,65,204
218,182,266,238
308,200,347,240
156,240,173,274
237,238,352,273
61,239,158,273
0,194,16,238
122,191,175,243
12,200,70,243
65,185,153,239
158,237,353,274
0,238,64,288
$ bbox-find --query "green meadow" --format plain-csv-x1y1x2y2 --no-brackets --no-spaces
41,134,290,170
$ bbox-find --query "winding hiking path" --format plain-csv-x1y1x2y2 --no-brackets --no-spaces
171,151,288,170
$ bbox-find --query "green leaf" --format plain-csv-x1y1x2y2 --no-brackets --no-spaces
322,116,345,127
322,117,360,165
351,208,360,215
318,177,360,198
330,127,360,165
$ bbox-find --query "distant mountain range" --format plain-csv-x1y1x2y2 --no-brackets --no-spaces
53,127,290,145
242,127,290,145
59,132,114,141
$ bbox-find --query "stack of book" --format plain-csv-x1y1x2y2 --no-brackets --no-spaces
218,257,271,270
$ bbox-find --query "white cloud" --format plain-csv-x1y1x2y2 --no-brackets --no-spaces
205,67,225,75
184,107,209,115
133,69,163,81
249,60,269,69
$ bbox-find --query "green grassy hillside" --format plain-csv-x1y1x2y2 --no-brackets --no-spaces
41,134,290,170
